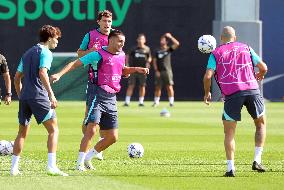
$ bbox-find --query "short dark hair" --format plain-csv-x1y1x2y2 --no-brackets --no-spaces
137,33,145,38
97,10,112,21
108,29,125,40
39,25,62,42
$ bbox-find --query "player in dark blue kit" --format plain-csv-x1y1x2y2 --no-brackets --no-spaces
11,25,68,176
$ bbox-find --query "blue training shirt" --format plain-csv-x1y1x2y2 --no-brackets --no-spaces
79,33,91,51
17,44,53,100
207,47,262,71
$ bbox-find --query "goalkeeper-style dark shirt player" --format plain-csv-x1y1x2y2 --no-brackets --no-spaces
0,54,12,105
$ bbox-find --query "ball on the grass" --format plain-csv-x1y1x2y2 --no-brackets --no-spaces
127,143,144,158
160,108,170,117
5,141,14,156
0,140,13,156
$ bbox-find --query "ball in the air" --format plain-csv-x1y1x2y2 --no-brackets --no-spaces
198,35,217,53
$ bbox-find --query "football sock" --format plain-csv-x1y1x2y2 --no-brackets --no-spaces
85,148,99,161
254,146,263,164
227,160,235,172
125,96,131,104
169,97,174,105
47,153,56,168
11,155,20,171
139,97,144,104
154,97,160,104
77,152,86,166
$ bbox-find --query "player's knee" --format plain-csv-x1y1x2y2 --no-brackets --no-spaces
86,126,97,137
48,126,59,136
254,115,265,126
109,134,118,144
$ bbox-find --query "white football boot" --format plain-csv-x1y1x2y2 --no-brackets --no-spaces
84,160,96,170
76,163,87,172
47,167,68,176
10,169,22,176
95,152,103,160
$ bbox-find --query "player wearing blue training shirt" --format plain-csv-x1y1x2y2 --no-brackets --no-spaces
11,25,68,176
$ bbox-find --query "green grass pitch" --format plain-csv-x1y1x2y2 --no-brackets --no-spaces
0,101,283,190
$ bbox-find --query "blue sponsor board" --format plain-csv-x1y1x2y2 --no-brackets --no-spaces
261,0,284,101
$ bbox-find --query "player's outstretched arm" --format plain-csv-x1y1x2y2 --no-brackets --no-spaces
77,47,98,58
203,69,214,105
50,59,83,83
14,71,23,98
122,67,149,76
255,61,268,81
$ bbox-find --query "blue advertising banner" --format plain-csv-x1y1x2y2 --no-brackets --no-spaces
261,0,284,101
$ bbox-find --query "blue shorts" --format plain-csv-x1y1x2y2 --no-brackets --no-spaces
18,99,56,126
222,90,265,121
85,86,118,130
86,81,96,106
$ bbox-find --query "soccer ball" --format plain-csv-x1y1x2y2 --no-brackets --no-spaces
0,140,7,156
127,143,144,158
160,108,170,117
6,141,14,155
0,140,14,156
198,35,217,53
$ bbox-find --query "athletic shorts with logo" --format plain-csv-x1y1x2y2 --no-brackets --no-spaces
18,98,56,126
222,89,265,121
85,86,118,130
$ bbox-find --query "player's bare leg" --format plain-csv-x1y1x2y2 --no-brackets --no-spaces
84,129,118,168
13,125,30,156
76,122,98,171
81,106,89,134
223,120,237,176
166,85,174,106
125,84,135,106
139,85,146,106
11,124,30,176
153,86,161,107
94,129,118,152
43,119,59,153
252,115,266,172
82,105,104,161
80,123,98,152
43,118,68,176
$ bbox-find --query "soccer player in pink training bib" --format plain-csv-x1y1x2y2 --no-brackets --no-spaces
50,30,149,171
203,26,268,177
77,10,113,160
